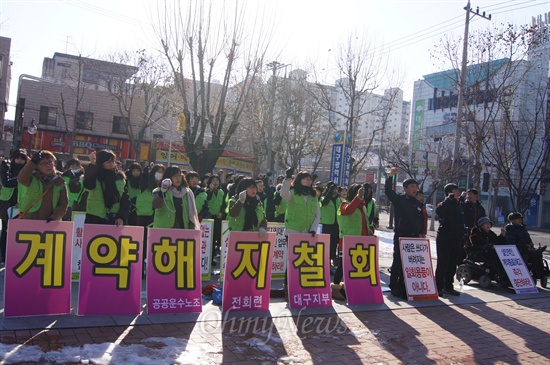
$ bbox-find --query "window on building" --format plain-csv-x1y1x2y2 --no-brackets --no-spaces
82,67,100,84
76,111,94,130
39,106,57,126
112,116,128,134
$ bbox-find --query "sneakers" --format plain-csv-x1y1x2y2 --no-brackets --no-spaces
442,289,461,296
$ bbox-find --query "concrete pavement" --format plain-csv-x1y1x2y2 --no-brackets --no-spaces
1,216,549,364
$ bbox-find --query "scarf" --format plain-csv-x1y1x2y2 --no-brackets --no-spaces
169,186,200,229
127,174,140,189
98,169,120,210
38,171,57,184
242,195,260,231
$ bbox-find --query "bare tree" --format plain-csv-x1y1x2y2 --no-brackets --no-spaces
102,50,172,162
275,73,334,174
431,23,542,193
432,22,550,216
309,32,404,181
155,0,272,175
57,55,88,157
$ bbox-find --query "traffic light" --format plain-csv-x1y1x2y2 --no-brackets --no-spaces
482,172,490,192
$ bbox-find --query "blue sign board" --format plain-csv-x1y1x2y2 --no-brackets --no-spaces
330,143,351,187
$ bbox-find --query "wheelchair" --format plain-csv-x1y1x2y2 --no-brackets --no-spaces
525,245,549,288
456,244,510,289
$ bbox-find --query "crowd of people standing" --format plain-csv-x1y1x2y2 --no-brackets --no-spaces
0,149,546,301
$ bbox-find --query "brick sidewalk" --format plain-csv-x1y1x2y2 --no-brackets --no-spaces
1,297,549,364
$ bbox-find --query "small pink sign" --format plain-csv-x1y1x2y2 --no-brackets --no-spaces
78,224,144,315
146,228,203,314
286,233,331,309
342,235,383,305
222,231,275,312
4,220,74,317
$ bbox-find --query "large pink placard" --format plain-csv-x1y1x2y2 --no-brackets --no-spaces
342,235,383,305
146,228,202,314
4,220,74,317
222,231,276,312
77,224,144,315
286,233,331,309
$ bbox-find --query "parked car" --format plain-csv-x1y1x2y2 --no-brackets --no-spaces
425,204,434,217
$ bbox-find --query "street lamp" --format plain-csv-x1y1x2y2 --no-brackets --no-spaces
26,119,37,155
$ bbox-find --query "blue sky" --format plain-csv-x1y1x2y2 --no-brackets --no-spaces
1,0,549,118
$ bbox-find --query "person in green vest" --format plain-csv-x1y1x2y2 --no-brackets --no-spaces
280,168,320,236
83,150,130,226
364,183,379,233
125,162,142,226
0,149,27,263
205,174,225,256
224,175,244,216
186,171,208,221
136,163,165,227
320,181,340,266
228,177,267,235
17,150,68,222
272,183,287,223
152,166,199,229
61,158,85,220
331,183,373,300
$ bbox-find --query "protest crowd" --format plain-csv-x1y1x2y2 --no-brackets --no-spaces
0,148,548,316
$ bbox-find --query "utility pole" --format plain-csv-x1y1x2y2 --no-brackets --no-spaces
453,1,491,175
265,61,288,176
430,137,442,231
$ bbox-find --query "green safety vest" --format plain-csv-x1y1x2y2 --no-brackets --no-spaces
152,189,191,229
285,190,318,232
206,189,224,216
320,198,337,225
63,176,82,207
127,184,141,201
136,189,154,217
275,198,287,218
86,179,126,218
0,186,15,201
337,202,370,238
18,176,65,214
227,197,265,232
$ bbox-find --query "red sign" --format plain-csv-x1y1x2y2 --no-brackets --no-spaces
24,130,150,160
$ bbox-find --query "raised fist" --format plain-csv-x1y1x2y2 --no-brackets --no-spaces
31,151,42,165
258,227,267,237
161,178,172,193
238,190,247,203
285,167,294,179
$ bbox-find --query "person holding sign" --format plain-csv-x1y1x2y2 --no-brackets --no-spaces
83,150,131,226
331,183,373,300
17,150,68,222
435,183,465,296
152,166,200,229
280,167,320,236
228,177,267,235
384,167,423,300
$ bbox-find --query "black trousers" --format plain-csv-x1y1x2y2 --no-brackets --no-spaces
435,234,462,291
389,236,406,295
